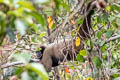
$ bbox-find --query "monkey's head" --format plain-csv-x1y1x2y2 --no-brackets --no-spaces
35,46,46,60
98,0,106,8
85,0,106,16
93,0,106,9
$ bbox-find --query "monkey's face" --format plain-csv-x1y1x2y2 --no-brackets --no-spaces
36,51,43,59
35,46,46,60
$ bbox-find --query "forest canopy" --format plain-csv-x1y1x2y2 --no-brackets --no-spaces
0,0,120,80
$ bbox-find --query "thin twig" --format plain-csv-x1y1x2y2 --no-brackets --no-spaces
102,35,120,46
1,61,24,69
106,35,120,43
1,59,40,69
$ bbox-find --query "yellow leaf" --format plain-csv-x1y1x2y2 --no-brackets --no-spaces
106,5,111,11
16,33,21,40
75,37,80,47
0,0,3,2
86,77,93,80
47,16,54,29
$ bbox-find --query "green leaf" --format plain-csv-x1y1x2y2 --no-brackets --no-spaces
106,29,114,38
21,72,30,80
102,13,109,24
15,19,26,35
97,13,109,24
76,54,84,62
34,0,49,4
8,7,24,17
27,63,48,80
62,2,70,11
16,67,24,76
100,41,105,47
53,0,61,10
17,1,35,11
44,8,53,16
80,50,87,56
77,19,83,25
112,22,118,28
111,3,120,13
7,27,15,43
112,74,120,78
40,32,46,38
108,16,116,22
116,18,120,26
86,39,90,46
96,31,102,39
92,56,102,69
100,44,107,52
86,39,93,49
13,53,32,63
27,11,46,27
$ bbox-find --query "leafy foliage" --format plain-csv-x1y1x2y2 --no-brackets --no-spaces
0,0,120,80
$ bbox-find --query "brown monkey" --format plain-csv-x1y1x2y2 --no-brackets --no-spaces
37,0,106,72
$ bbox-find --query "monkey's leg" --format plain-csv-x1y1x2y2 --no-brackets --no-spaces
41,55,53,72
55,67,61,80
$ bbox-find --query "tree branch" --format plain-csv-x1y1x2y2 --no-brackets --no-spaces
106,35,120,43
1,59,40,69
